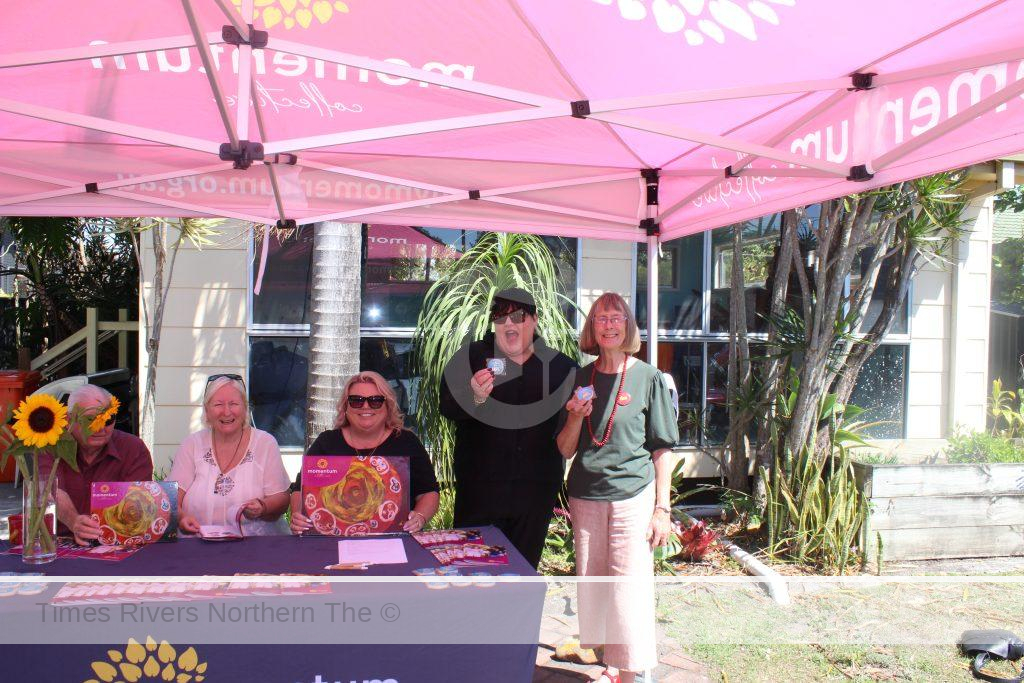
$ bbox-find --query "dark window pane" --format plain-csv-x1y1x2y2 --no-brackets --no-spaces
705,342,729,444
360,336,419,430
647,341,703,445
362,225,466,328
847,345,908,438
710,216,781,332
851,248,909,335
251,228,313,326
362,226,577,328
637,233,703,331
249,336,309,447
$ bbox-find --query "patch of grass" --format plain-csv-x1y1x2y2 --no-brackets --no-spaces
658,579,1024,682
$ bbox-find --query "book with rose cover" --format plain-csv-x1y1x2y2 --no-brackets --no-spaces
89,481,179,545
301,455,410,536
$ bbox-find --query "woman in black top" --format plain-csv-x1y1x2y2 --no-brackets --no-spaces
289,371,439,534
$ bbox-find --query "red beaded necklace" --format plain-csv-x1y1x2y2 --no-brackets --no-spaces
586,358,629,447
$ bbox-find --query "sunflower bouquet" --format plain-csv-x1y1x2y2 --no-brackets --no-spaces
1,394,104,563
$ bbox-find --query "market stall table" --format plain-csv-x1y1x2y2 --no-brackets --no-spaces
0,526,543,683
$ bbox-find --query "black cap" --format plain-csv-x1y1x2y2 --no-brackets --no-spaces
491,287,536,315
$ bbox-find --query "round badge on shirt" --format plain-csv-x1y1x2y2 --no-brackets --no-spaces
616,391,631,406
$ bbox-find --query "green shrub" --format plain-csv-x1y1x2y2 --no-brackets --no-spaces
945,430,1024,463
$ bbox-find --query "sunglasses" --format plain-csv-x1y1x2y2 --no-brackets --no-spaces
207,373,244,385
491,309,527,324
347,395,386,409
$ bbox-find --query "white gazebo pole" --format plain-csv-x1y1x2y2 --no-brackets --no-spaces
646,229,659,366
642,169,660,366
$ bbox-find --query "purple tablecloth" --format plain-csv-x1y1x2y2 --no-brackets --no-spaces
0,526,544,683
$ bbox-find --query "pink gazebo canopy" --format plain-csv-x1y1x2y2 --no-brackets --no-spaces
0,1,1022,243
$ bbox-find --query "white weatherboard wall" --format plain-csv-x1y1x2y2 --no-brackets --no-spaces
946,196,994,434
139,224,249,475
579,238,635,311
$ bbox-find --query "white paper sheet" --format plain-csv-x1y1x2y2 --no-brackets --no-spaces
337,538,408,565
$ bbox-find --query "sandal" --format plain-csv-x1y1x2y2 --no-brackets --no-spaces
553,639,602,665
594,669,621,683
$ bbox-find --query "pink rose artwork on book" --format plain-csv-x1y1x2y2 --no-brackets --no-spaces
90,481,179,546
301,455,410,535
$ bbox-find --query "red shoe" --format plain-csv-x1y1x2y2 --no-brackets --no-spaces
595,669,621,683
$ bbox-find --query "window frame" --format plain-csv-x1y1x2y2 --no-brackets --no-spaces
634,224,913,445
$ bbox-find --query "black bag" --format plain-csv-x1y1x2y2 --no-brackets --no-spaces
959,629,1024,683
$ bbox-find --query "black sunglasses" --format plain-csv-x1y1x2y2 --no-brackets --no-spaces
347,395,386,409
491,309,527,324
206,373,244,385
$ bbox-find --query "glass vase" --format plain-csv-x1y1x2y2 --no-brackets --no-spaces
21,459,57,565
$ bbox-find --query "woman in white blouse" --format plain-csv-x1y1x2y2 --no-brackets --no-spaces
170,374,291,536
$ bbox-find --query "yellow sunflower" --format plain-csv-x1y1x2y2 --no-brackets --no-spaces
90,396,121,433
12,394,67,448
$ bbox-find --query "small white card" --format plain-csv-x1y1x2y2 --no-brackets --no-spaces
338,538,408,565
198,525,243,540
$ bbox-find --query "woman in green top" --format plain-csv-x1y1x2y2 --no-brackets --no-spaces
557,292,679,683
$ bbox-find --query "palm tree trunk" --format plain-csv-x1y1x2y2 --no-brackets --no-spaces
306,221,363,448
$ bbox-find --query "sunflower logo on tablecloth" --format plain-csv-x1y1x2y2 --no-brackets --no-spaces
83,637,207,683
232,0,350,30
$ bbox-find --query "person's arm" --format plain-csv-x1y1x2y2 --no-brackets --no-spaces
556,394,591,458
647,448,679,547
55,487,101,546
404,491,440,532
645,370,683,547
289,490,312,535
439,343,490,421
177,487,200,534
288,432,329,533
403,432,440,532
243,431,291,520
242,491,290,521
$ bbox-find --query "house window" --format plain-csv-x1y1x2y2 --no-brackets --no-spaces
249,226,578,447
709,216,781,333
248,336,309,447
636,233,702,332
636,214,911,446
251,229,313,327
847,343,909,439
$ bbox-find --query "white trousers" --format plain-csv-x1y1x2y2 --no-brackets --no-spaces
568,484,657,672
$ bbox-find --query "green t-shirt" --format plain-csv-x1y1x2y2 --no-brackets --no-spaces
566,359,679,501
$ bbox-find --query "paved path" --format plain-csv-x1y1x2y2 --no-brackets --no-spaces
533,591,711,682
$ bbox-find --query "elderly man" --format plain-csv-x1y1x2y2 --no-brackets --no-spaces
54,385,153,545
440,287,577,568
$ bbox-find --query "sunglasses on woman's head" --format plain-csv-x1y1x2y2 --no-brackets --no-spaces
206,373,244,385
490,309,527,324
347,395,386,409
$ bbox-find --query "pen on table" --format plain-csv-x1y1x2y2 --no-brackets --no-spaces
324,562,370,571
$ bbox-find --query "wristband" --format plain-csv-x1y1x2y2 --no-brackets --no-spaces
473,395,487,405
654,505,671,515
409,510,425,524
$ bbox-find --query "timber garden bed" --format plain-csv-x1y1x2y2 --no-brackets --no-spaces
854,461,1024,565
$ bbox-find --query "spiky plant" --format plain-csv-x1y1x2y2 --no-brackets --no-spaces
411,232,579,484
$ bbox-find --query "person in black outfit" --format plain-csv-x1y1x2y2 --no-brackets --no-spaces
289,371,440,534
440,287,577,567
